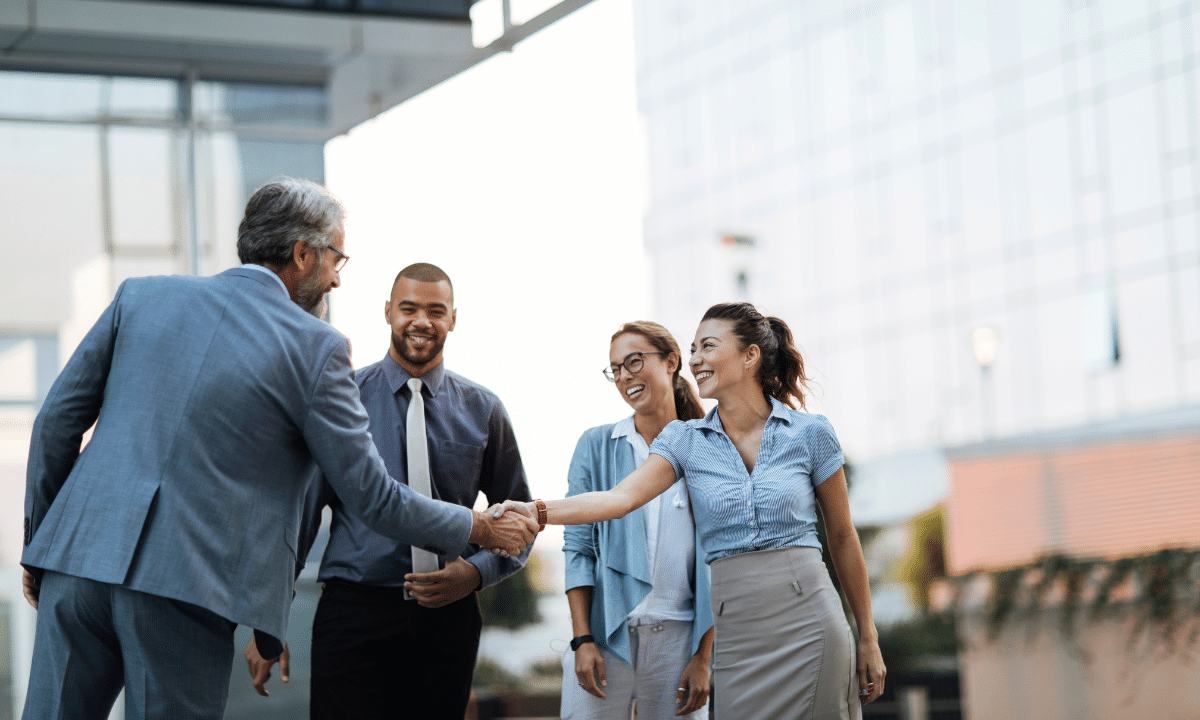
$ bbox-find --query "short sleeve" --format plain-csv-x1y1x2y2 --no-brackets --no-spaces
809,416,845,488
649,419,691,478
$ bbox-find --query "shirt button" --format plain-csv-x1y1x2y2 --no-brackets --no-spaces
746,501,751,506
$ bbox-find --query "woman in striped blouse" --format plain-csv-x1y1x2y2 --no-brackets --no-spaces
506,302,885,720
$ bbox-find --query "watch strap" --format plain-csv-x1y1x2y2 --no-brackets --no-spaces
534,499,548,532
570,634,595,651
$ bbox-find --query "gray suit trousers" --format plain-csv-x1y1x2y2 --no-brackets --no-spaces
23,571,236,720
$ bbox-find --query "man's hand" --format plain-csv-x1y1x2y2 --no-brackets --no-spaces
675,653,711,715
405,558,482,608
21,568,39,610
244,634,289,697
574,642,607,699
469,503,537,557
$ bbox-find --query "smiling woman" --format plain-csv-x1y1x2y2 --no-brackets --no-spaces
510,303,886,720
559,320,712,720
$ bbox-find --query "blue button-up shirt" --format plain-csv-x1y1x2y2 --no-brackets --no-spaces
299,354,532,589
649,397,844,564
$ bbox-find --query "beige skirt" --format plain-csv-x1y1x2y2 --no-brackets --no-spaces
709,546,862,720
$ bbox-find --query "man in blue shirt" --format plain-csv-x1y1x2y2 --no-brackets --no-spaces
252,262,533,719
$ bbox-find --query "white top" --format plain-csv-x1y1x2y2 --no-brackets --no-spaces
613,415,696,624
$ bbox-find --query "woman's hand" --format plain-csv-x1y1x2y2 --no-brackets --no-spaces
574,642,607,699
856,635,886,703
675,652,711,715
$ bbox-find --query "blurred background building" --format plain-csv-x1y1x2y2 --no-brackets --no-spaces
630,0,1199,717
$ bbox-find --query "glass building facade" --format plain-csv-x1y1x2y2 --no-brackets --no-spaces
632,3,1200,715
0,69,328,719
632,0,1200,458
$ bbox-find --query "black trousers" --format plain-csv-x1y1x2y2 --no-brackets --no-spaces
310,580,483,720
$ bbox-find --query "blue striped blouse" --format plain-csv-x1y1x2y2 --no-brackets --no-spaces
649,396,845,565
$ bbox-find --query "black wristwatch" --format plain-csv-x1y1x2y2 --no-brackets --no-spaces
570,634,595,651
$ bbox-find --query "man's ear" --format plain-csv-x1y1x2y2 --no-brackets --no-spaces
383,300,393,325
447,308,457,333
291,240,313,272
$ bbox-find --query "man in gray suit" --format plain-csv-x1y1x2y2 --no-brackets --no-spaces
19,178,536,720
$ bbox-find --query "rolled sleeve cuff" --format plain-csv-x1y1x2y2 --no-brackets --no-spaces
650,450,683,478
564,553,597,592
648,421,688,477
813,454,845,487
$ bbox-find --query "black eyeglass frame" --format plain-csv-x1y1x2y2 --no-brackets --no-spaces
325,244,350,272
603,351,667,382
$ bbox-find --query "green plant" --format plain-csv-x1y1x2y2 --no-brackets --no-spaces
478,554,543,630
876,611,960,674
953,548,1200,655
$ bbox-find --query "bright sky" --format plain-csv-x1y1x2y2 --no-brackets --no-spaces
325,0,650,541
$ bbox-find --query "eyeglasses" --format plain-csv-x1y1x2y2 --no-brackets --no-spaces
603,351,666,382
326,244,350,272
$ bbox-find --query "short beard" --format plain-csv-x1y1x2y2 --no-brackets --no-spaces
294,253,328,318
391,330,445,369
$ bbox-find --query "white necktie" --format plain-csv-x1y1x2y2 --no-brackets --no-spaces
406,378,440,597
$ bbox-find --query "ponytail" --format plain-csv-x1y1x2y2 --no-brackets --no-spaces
672,372,705,421
764,316,807,409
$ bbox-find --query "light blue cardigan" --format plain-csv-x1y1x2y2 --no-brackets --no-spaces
562,422,714,667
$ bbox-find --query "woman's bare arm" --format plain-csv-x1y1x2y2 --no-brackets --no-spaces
814,467,887,704
502,454,678,525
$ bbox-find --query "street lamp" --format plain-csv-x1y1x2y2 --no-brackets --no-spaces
970,327,998,438
970,327,999,367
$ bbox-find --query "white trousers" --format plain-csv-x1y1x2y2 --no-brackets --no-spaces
560,619,708,720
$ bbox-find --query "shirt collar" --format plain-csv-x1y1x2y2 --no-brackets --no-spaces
695,395,794,433
382,353,447,398
611,414,637,440
240,263,288,297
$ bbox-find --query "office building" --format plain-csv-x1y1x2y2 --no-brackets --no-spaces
630,1,1200,717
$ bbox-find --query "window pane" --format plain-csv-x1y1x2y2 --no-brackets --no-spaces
0,123,104,328
108,127,178,247
0,72,103,120
196,82,328,127
109,77,179,121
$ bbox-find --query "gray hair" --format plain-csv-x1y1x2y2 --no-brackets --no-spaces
236,178,345,267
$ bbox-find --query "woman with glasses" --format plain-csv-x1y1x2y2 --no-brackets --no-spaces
560,321,714,720
513,304,885,720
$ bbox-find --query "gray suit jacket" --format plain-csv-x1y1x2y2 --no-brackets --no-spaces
22,267,472,639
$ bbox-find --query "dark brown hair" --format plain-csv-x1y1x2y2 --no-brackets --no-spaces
611,321,704,421
700,302,810,409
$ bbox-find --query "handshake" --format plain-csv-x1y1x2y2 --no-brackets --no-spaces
469,500,539,557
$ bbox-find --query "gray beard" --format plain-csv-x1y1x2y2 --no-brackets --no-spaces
295,257,328,318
